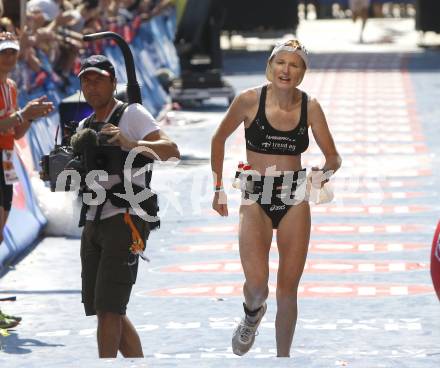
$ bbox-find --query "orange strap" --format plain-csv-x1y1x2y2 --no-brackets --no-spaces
124,212,145,255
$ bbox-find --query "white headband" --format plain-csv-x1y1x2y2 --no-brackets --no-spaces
269,44,309,69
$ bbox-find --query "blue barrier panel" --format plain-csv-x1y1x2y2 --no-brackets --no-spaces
164,8,178,45
130,44,168,114
0,154,46,271
149,15,180,75
27,114,59,171
105,44,163,116
105,45,127,83
139,19,174,70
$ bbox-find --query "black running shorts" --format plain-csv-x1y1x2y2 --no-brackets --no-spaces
0,151,13,212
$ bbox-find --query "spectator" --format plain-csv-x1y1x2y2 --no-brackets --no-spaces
0,16,15,33
0,31,53,331
371,0,385,18
0,32,54,243
0,0,16,33
27,0,61,24
25,0,61,71
349,0,371,43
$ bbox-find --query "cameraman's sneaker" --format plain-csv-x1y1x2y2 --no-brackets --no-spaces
232,302,267,356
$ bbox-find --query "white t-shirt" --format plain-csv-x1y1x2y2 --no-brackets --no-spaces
77,101,160,220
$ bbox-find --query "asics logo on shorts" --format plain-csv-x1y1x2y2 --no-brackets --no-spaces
270,204,286,212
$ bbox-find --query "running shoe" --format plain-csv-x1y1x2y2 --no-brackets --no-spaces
0,316,19,329
0,310,22,323
232,302,267,356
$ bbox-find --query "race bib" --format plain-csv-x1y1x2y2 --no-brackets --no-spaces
2,149,18,185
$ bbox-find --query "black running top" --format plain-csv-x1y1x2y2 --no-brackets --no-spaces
245,85,309,156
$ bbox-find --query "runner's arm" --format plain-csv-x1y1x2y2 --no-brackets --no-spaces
308,97,342,174
211,90,255,187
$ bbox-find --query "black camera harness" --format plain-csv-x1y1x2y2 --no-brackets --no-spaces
78,103,160,237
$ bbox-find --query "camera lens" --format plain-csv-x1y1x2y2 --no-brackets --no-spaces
98,132,110,145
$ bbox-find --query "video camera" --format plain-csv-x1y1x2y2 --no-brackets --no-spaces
40,120,124,192
40,143,75,192
72,119,127,176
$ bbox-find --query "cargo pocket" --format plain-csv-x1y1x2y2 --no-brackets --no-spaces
102,255,135,285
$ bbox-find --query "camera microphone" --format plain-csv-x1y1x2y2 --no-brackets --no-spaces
88,122,111,145
70,128,99,155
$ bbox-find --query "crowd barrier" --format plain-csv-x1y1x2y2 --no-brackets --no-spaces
0,11,178,273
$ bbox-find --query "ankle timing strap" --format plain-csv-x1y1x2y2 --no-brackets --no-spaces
243,302,263,317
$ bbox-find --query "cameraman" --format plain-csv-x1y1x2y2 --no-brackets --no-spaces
76,55,179,358
0,32,53,244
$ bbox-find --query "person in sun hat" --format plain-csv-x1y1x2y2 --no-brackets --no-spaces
27,0,61,23
0,31,54,330
211,39,341,357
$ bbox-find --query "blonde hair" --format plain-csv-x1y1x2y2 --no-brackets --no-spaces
265,39,309,82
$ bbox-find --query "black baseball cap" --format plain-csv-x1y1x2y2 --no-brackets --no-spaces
78,55,115,78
